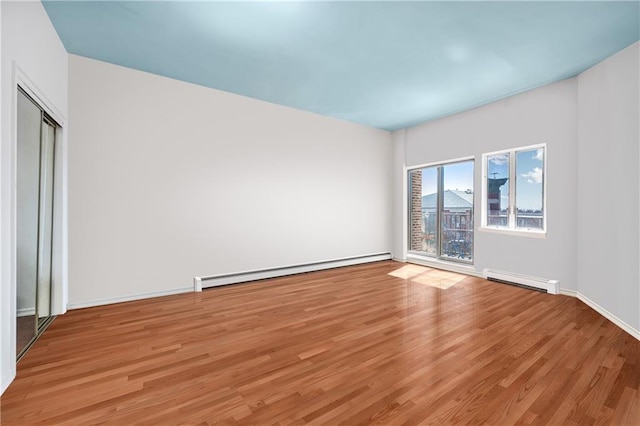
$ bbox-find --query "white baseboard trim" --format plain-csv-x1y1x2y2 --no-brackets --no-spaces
392,257,407,263
576,292,640,341
2,368,16,396
521,286,638,340
405,254,484,279
67,287,193,310
196,252,392,291
17,307,35,317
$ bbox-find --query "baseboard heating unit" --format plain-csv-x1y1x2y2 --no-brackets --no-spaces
194,252,392,292
483,269,559,294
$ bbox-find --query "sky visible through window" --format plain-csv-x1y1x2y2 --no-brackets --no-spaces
516,149,543,211
421,162,474,197
488,148,543,211
419,153,542,211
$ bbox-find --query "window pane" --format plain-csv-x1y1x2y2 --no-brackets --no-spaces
409,167,437,255
440,161,474,262
515,148,544,230
486,153,509,227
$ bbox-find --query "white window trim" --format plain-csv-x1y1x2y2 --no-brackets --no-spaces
481,143,547,237
477,226,547,239
406,155,475,172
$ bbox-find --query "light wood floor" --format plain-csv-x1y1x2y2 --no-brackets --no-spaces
2,261,639,425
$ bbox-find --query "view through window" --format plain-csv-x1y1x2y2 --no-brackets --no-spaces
409,160,474,263
485,145,545,232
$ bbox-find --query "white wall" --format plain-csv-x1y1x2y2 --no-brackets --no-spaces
391,129,407,260
395,78,579,290
577,42,639,332
68,55,392,307
1,1,68,395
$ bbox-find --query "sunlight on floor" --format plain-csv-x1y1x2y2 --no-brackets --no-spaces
387,264,430,279
388,264,468,289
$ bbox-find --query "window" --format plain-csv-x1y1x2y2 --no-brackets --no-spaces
482,144,545,234
408,159,474,263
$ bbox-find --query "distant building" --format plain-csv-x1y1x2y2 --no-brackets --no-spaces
487,177,508,225
486,177,543,229
419,189,474,259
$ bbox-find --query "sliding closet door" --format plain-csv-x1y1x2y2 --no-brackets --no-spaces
37,120,56,325
16,89,42,355
16,87,57,359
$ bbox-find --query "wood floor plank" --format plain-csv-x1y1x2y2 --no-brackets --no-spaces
2,260,639,425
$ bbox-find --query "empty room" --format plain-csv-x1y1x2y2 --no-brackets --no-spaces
1,1,639,424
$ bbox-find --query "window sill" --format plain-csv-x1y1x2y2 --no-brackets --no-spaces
478,226,547,239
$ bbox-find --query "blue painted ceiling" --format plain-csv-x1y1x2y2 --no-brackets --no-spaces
43,1,639,131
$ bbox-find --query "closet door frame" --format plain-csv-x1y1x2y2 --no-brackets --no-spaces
16,86,59,360
8,68,67,369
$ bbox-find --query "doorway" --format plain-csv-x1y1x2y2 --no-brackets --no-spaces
16,86,59,360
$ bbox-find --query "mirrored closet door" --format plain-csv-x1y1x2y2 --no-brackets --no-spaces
16,87,58,360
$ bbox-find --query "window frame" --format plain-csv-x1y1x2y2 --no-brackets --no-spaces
480,143,547,237
406,156,475,264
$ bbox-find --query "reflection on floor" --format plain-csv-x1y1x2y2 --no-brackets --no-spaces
17,315,35,356
387,263,468,289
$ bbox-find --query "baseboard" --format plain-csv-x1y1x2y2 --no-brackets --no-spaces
576,292,640,341
195,252,392,291
483,269,559,295
392,257,407,263
67,287,193,310
1,368,16,396
16,307,35,317
530,287,638,340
